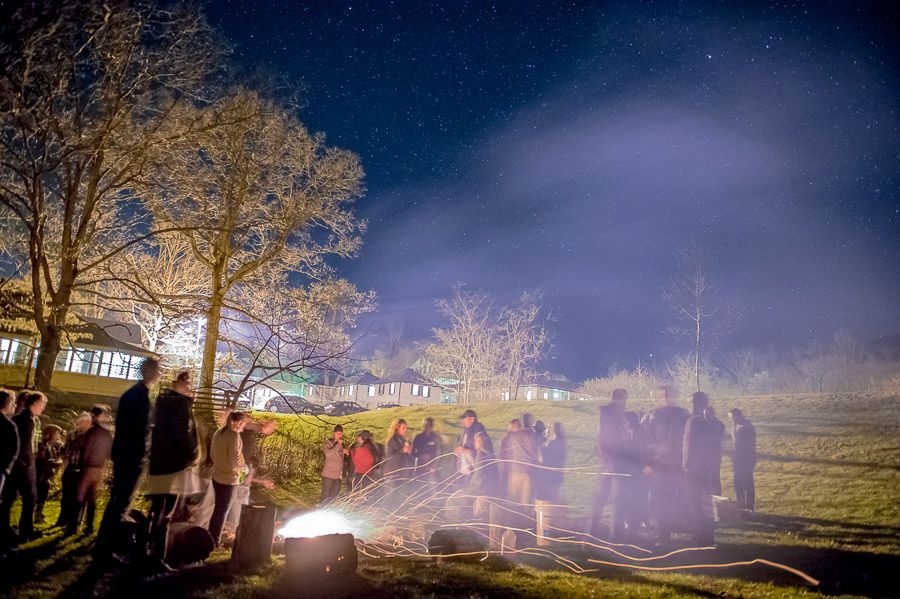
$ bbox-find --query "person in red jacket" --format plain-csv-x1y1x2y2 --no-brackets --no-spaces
350,430,377,491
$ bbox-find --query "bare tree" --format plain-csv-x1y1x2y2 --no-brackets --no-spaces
499,291,551,401
830,329,865,393
662,243,741,392
429,286,499,404
791,342,830,393
0,0,221,390
92,234,209,352
214,274,374,408
148,89,365,396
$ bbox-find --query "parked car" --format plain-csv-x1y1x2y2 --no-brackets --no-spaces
376,403,402,410
323,401,367,416
263,395,324,415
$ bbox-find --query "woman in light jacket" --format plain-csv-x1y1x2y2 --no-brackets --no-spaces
209,411,248,545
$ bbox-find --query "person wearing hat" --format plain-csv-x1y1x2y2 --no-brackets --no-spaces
730,408,756,511
321,424,347,503
453,409,485,486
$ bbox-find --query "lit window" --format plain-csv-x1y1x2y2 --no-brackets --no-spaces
422,386,430,398
412,384,420,396
553,391,559,399
69,348,95,374
526,390,532,400
543,392,548,399
308,386,314,396
349,385,355,396
340,386,345,396
54,349,72,371
100,352,132,379
0,338,10,364
390,383,396,395
368,385,375,397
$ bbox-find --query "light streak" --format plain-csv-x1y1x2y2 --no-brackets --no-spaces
276,452,820,588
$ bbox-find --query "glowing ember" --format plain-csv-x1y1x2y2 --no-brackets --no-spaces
277,508,373,540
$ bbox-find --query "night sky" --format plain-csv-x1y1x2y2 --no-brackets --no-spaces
206,1,900,382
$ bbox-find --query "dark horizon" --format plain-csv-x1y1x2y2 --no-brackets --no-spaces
207,0,900,382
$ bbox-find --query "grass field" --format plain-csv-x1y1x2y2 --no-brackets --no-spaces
4,392,899,598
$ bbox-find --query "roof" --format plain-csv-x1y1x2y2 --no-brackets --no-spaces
523,377,580,392
0,315,155,357
375,368,436,386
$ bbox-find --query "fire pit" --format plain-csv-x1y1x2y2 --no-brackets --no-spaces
284,533,358,576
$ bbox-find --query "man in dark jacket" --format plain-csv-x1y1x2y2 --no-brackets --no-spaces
586,388,627,538
0,391,47,541
643,385,689,545
69,405,113,536
0,389,19,549
454,409,486,486
683,392,723,546
730,408,757,511
94,358,160,561
412,417,443,483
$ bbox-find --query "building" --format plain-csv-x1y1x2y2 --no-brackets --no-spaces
514,378,589,401
0,316,158,399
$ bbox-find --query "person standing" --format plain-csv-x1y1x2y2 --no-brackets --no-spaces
643,385,689,546
0,389,19,550
145,371,201,572
350,430,377,491
321,425,346,503
730,408,757,511
34,424,63,525
69,405,113,536
384,419,413,508
535,422,566,502
1,391,47,541
95,358,160,560
703,406,726,496
0,390,18,499
586,388,627,538
209,411,248,546
412,417,442,483
497,419,522,494
55,412,91,530
504,420,537,507
453,409,486,486
683,392,723,546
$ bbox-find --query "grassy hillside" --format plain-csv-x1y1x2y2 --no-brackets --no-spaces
6,392,898,599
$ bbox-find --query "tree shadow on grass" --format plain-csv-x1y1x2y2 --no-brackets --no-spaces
0,530,93,593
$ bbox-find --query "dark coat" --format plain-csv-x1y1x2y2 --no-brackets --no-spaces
644,405,689,470
384,434,412,477
732,420,757,467
148,389,198,476
455,421,486,455
412,431,442,470
81,423,113,469
0,415,19,475
683,413,724,475
111,382,151,467
597,402,625,465
12,410,37,468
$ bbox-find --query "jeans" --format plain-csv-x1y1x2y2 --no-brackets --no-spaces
95,463,143,558
208,481,235,545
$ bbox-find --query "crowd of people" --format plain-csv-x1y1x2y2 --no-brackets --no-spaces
584,385,756,546
0,359,276,574
318,385,756,549
1,362,757,570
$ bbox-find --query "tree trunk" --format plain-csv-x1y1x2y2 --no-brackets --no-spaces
199,290,224,395
33,327,62,393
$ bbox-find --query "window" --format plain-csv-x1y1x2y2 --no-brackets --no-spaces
55,349,72,371
553,391,559,399
368,385,375,397
526,390,532,400
378,384,384,395
0,338,11,364
308,386,314,396
412,384,420,396
340,386,345,396
69,348,96,374
422,386,430,398
349,385,355,396
389,383,396,395
543,392,548,399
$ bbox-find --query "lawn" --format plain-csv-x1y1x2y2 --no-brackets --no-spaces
4,392,899,598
